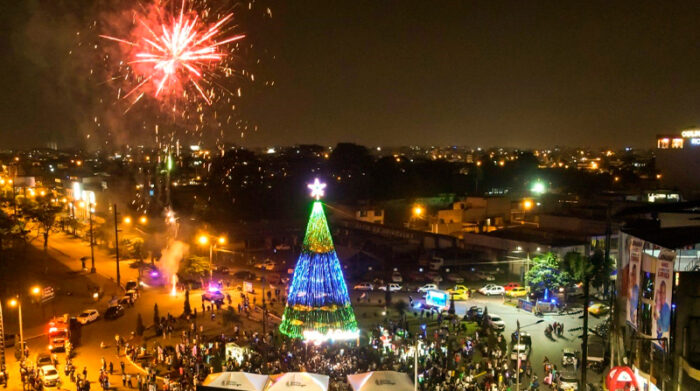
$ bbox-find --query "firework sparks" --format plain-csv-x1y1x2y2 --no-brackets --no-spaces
100,0,244,107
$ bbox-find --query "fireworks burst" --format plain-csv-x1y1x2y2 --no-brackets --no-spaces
100,0,245,111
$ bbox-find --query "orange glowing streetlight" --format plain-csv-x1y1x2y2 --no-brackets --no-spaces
197,235,209,245
217,236,226,245
123,216,132,225
413,206,424,218
30,286,41,296
139,216,148,225
523,199,534,211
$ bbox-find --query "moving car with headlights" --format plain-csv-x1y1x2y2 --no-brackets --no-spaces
39,365,60,387
510,343,530,361
478,284,505,296
487,314,506,331
378,283,402,292
562,348,577,367
506,287,528,297
353,282,374,291
417,283,438,293
587,303,610,316
76,309,99,325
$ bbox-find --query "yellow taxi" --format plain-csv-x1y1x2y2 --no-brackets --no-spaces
506,287,529,298
587,303,610,316
448,285,470,300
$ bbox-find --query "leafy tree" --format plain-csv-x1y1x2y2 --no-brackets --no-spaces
21,195,63,250
564,250,611,387
136,313,145,336
129,237,147,262
524,253,572,296
178,255,211,279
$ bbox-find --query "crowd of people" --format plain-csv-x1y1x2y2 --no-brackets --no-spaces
116,300,568,391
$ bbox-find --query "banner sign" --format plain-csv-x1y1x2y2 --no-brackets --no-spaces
626,238,643,328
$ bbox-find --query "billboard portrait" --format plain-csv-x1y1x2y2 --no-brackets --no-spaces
626,238,643,328
652,249,675,350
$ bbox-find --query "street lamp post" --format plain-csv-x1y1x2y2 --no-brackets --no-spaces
89,203,96,273
8,298,23,362
113,203,121,287
516,319,544,391
198,234,226,280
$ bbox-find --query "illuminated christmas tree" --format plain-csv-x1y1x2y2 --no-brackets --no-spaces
279,179,359,342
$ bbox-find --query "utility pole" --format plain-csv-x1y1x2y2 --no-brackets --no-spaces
113,203,121,287
89,205,96,273
0,302,5,372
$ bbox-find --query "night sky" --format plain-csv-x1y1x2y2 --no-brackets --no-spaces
1,1,699,149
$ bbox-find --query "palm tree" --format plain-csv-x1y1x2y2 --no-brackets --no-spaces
565,249,610,387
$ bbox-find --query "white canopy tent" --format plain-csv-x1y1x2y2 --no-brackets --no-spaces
200,372,270,391
266,372,329,391
347,371,414,391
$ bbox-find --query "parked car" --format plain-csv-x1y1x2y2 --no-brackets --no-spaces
446,273,465,283
562,348,577,367
507,287,528,298
378,283,402,292
391,271,403,283
118,296,133,307
202,291,225,303
510,343,530,361
558,369,579,390
233,271,257,280
487,314,506,331
36,353,53,368
425,271,443,283
503,282,521,291
76,309,99,324
125,289,139,302
428,257,444,271
353,282,374,291
125,280,139,291
417,283,438,293
475,271,495,281
408,271,426,282
3,333,15,348
214,265,231,275
511,331,532,347
38,365,60,387
478,284,505,296
588,303,610,316
448,285,470,300
467,306,484,322
104,305,125,320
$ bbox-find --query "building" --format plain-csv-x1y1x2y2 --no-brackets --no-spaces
431,196,513,235
655,128,700,199
616,225,700,391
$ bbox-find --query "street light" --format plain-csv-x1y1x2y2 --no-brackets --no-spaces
516,319,545,391
197,234,227,279
139,216,147,225
413,206,424,218
123,216,132,225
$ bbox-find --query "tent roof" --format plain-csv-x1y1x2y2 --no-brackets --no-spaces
267,372,329,391
347,371,414,391
201,372,270,391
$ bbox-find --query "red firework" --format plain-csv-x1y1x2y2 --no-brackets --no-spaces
100,0,244,106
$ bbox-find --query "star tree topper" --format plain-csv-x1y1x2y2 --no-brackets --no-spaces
308,178,326,200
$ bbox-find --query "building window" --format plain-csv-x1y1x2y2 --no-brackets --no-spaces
359,210,367,217
375,210,383,216
671,138,684,149
657,138,670,149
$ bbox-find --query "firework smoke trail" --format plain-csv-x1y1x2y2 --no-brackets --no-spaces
100,0,245,109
